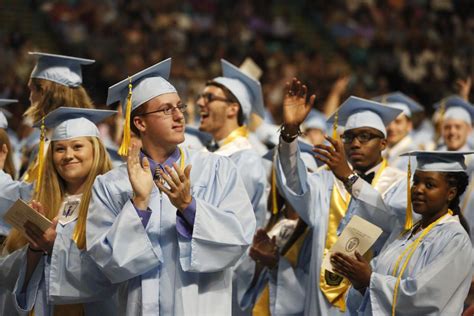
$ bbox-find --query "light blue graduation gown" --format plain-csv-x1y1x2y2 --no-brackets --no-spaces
0,170,33,235
346,216,473,315
0,171,118,315
12,220,118,315
0,247,29,316
235,229,313,316
275,139,407,316
213,137,268,228
86,147,256,316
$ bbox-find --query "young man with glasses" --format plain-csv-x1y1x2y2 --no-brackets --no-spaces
86,59,256,315
273,78,407,316
197,59,268,228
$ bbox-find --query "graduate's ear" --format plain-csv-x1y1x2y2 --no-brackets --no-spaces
227,102,240,120
379,137,387,151
133,115,147,133
447,185,457,204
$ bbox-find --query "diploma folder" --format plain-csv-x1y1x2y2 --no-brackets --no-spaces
3,199,52,233
322,215,383,274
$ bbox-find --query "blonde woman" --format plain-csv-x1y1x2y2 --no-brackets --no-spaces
21,52,95,183
0,107,118,315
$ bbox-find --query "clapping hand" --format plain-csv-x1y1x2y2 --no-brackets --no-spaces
330,251,372,292
249,228,279,269
128,143,154,210
156,163,193,212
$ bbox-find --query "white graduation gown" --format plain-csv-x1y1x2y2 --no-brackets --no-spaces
86,147,256,316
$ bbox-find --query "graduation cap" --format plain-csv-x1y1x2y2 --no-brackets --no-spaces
401,150,474,172
106,58,176,156
372,92,423,118
434,95,474,125
33,107,117,141
29,52,94,87
302,109,328,132
327,96,403,137
212,59,265,121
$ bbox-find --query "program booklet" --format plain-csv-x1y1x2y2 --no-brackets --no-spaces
322,215,383,274
3,199,52,234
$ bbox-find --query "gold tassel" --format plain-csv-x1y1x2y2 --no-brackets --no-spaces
271,165,278,215
34,116,46,194
332,110,339,140
404,155,413,230
118,77,133,157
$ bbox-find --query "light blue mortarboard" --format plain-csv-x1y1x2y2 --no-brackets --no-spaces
327,96,403,137
401,150,474,172
303,109,327,132
212,59,265,121
29,52,95,87
372,92,423,118
33,107,117,141
106,58,176,114
0,99,18,129
434,95,474,125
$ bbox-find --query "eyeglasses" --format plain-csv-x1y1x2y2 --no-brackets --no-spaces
140,104,187,116
196,93,233,104
341,132,384,144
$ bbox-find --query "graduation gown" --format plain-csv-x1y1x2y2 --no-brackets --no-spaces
383,135,417,171
346,215,473,315
235,229,313,316
0,171,117,316
213,135,268,228
86,147,256,316
275,139,406,316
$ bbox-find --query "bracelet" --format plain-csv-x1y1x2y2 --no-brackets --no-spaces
280,125,302,142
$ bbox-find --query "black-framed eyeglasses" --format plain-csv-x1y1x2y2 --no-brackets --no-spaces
341,132,384,144
196,93,233,104
140,104,188,116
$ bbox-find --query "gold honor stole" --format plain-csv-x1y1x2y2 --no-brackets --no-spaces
221,126,249,146
319,159,387,311
253,229,310,316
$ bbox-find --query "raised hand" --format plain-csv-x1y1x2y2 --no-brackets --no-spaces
0,144,8,171
156,163,192,212
456,77,472,101
282,78,316,129
313,135,352,181
249,228,279,269
127,143,154,210
330,251,372,292
25,200,58,255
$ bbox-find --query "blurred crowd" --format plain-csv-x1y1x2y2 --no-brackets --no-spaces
2,0,474,127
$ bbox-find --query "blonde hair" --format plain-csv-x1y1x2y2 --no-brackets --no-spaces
4,136,112,252
24,78,94,123
0,129,16,179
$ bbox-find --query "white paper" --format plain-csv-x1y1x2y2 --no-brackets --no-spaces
3,199,52,233
322,215,383,273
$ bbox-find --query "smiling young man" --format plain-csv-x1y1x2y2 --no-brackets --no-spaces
85,58,256,315
197,59,268,227
436,95,474,152
372,92,424,170
273,78,406,316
